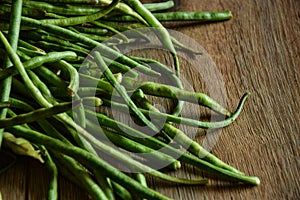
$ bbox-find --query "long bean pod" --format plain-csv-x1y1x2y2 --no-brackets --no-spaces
0,51,77,81
105,11,232,22
122,77,231,117
84,109,260,185
94,51,159,133
0,0,22,147
133,91,243,174
8,125,205,199
124,0,180,77
143,0,174,12
102,92,248,129
21,16,160,77
40,146,58,200
39,0,119,26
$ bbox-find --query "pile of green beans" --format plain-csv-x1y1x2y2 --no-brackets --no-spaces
0,0,259,199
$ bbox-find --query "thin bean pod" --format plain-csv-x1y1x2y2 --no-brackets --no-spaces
27,70,56,104
18,39,45,51
102,92,248,129
110,180,133,200
0,0,22,147
122,77,231,117
48,112,208,185
21,16,160,77
136,173,147,187
124,0,180,77
8,125,205,199
39,0,119,26
0,3,46,18
32,0,99,4
0,51,77,81
100,0,147,24
53,152,110,200
73,26,108,36
85,119,181,170
105,11,232,22
84,109,260,185
90,20,129,41
40,146,58,200
0,100,81,128
129,55,184,116
143,0,174,12
133,91,243,174
22,1,97,15
94,51,159,133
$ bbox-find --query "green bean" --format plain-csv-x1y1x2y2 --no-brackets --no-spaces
136,173,147,187
124,0,180,77
129,55,184,116
18,38,45,52
82,96,103,107
33,0,99,4
49,111,208,185
53,151,110,200
73,26,108,36
0,102,10,109
37,114,113,199
96,20,151,42
9,125,205,199
94,175,115,200
90,20,129,41
21,16,160,77
40,146,58,200
17,46,46,57
0,51,77,81
103,92,248,129
79,33,118,43
79,73,114,92
39,0,119,26
33,40,85,55
105,11,232,22
122,77,231,117
22,31,90,55
94,51,159,133
110,180,133,200
85,119,181,170
85,108,260,185
0,0,22,147
57,60,79,96
133,91,243,174
143,0,174,12
102,57,138,78
22,1,95,16
34,66,67,88
100,0,147,24
27,70,56,104
0,100,81,128
6,108,35,129
0,3,46,18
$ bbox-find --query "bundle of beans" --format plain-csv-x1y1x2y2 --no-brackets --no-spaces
0,0,259,199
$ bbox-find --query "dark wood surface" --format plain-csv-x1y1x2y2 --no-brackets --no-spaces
1,0,299,199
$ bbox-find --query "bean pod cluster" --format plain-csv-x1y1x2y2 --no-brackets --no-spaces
0,0,259,199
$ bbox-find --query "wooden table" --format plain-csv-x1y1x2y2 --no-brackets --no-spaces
0,0,299,199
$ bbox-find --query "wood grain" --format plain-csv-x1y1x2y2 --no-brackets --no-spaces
0,0,299,199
